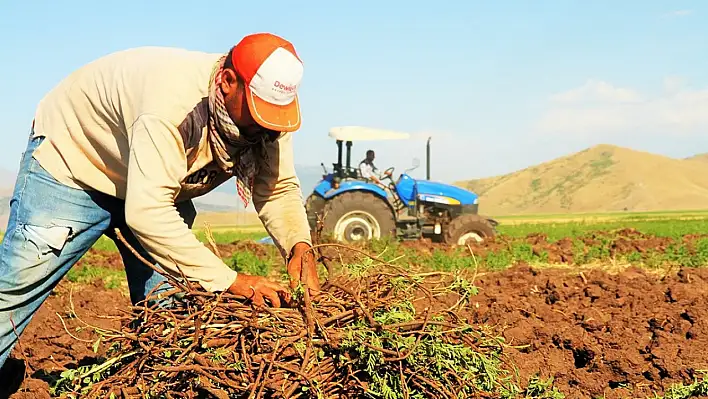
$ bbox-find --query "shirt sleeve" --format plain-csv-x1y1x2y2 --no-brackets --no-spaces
252,132,312,259
123,114,238,292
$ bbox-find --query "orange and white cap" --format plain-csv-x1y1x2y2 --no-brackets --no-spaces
231,33,303,132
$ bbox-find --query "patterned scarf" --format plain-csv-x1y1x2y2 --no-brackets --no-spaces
207,55,270,207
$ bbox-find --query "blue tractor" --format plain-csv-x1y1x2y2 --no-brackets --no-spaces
305,126,498,245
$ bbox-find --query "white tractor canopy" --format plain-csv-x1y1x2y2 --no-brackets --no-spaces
328,126,411,142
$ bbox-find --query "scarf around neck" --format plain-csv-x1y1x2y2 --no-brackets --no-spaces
207,55,270,207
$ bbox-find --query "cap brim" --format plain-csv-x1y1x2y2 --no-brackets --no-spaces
245,88,301,132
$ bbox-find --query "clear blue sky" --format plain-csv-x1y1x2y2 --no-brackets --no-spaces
1,0,706,183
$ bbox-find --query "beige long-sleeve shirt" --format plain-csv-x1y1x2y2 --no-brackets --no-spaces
31,46,312,292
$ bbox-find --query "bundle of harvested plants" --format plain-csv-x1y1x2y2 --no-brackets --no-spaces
51,229,519,399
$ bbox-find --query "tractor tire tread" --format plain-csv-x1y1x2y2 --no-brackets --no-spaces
443,214,496,245
321,191,396,242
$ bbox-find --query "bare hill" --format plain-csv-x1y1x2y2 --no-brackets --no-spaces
455,144,708,215
686,153,708,162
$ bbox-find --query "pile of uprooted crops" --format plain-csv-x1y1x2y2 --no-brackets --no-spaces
51,231,520,399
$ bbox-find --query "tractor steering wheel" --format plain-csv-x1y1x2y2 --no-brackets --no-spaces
382,167,395,180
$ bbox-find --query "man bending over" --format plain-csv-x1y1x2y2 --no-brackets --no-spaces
0,33,320,371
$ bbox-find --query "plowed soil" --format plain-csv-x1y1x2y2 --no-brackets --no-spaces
3,231,708,398
1,279,129,399
471,263,708,398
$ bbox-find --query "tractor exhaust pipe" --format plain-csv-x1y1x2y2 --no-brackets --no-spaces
336,140,343,170
345,141,352,172
426,137,431,180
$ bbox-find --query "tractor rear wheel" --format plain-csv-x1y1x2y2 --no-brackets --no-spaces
443,214,496,246
322,192,396,244
305,194,326,232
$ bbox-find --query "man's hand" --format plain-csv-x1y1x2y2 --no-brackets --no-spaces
227,273,290,308
287,242,321,294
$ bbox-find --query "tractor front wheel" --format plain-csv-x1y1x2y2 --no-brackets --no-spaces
322,192,396,244
443,214,496,246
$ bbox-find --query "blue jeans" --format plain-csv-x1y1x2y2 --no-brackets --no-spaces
0,133,196,370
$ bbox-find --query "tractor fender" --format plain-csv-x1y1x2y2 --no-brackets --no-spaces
321,181,389,202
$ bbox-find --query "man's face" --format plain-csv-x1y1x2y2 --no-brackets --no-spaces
219,68,278,143
368,152,375,161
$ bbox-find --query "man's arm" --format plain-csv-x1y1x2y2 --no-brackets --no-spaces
123,114,238,292
360,163,382,185
252,132,311,260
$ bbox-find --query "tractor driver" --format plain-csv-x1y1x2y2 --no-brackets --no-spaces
359,149,391,187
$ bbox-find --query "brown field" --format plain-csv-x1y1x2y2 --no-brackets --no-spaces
3,221,708,398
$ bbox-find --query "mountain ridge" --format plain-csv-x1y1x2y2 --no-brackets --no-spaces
455,144,708,215
686,153,708,162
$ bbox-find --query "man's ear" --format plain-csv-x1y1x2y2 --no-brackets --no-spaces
220,69,239,96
